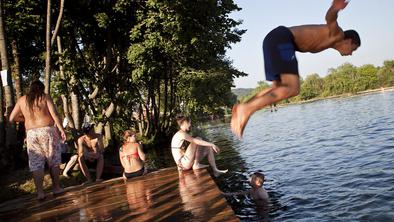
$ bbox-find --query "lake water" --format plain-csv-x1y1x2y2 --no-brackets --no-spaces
200,91,394,221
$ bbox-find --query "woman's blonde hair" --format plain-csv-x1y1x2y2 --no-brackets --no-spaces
123,130,136,142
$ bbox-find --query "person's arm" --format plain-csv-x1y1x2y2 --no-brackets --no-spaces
183,133,221,153
137,143,146,162
77,138,85,157
46,95,66,142
325,0,348,37
9,100,24,122
222,190,250,196
119,148,126,169
97,135,105,155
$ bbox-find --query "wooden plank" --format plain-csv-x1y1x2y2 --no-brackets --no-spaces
0,167,238,222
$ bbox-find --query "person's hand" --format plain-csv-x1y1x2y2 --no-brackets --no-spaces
60,129,66,142
332,0,349,11
212,145,220,153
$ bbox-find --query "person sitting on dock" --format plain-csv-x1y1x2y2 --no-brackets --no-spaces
119,130,147,179
77,123,104,183
171,115,228,177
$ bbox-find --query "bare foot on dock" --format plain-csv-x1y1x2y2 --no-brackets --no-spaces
37,192,45,200
192,163,209,170
213,169,228,177
53,188,64,195
82,179,93,186
231,104,249,139
96,178,103,182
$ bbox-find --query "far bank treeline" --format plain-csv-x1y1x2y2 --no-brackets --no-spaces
239,61,394,103
0,0,246,169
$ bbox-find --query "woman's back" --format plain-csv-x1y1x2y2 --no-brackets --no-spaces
120,142,144,173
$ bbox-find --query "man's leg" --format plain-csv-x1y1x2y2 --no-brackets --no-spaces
193,147,209,169
205,148,228,177
50,165,63,194
32,169,45,199
231,74,300,138
180,142,199,170
96,155,104,182
63,155,78,177
192,137,209,169
78,156,92,182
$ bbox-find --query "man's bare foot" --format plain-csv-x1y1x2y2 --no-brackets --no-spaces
213,169,228,177
231,103,249,139
53,187,64,195
96,178,103,182
82,179,93,185
192,163,209,170
37,192,45,200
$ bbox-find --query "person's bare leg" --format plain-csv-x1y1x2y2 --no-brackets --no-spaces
180,142,199,170
96,155,104,182
231,74,299,138
206,148,228,177
78,156,92,183
250,80,279,101
192,146,209,170
50,165,64,194
32,169,45,200
62,155,78,177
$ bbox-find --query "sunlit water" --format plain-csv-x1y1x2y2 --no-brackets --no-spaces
200,91,394,221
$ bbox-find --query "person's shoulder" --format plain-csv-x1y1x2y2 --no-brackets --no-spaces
77,135,86,143
16,95,26,104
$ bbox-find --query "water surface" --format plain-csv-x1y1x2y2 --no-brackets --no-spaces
202,91,394,221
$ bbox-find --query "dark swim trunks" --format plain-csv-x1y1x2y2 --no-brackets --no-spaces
124,167,145,179
263,26,299,81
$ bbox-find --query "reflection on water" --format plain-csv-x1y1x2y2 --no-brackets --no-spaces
201,91,394,221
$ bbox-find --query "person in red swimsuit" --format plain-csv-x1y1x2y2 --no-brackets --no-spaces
119,130,147,179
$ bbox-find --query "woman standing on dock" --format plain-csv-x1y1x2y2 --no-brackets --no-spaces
119,130,147,179
171,115,227,177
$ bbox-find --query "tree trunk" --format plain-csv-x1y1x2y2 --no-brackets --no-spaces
57,36,75,128
45,0,65,94
96,102,115,147
0,77,4,147
70,75,80,130
0,0,17,166
11,40,22,99
44,0,51,94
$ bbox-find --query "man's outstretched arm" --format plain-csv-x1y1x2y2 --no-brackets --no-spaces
326,0,348,37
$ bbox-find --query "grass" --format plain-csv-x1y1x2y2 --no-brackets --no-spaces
0,167,85,203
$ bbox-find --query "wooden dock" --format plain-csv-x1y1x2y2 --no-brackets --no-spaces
0,167,238,221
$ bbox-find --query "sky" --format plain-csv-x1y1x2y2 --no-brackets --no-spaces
227,0,394,89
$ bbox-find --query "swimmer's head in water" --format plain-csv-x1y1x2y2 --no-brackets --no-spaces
251,172,265,188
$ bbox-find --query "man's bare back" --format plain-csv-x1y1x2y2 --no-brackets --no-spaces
16,95,55,130
290,25,344,53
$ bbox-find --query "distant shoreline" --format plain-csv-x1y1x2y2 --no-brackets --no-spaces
284,86,394,107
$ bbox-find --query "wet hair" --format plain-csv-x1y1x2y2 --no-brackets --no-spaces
176,114,191,127
251,172,265,186
344,30,361,47
123,130,136,142
26,80,45,114
81,122,94,134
